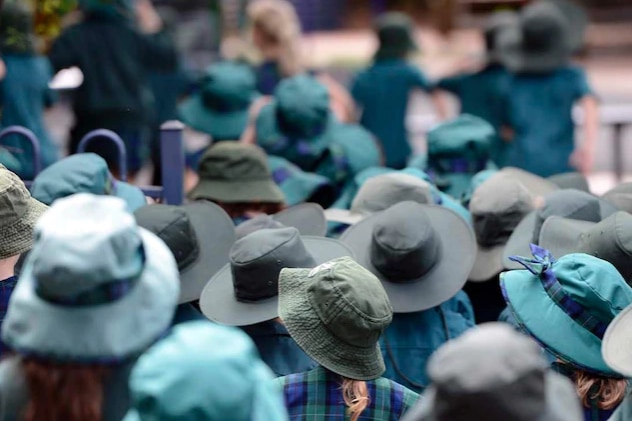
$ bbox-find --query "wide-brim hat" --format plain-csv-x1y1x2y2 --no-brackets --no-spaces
178,94,251,141
538,216,594,260
500,167,559,197
547,172,590,193
497,2,573,74
268,155,336,208
114,181,147,212
188,176,284,204
235,203,328,239
469,245,505,283
603,304,632,377
199,236,353,326
341,204,476,312
2,228,179,361
0,196,48,260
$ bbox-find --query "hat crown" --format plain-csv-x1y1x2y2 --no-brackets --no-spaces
30,194,144,300
307,257,392,348
275,75,330,138
427,115,494,159
134,205,199,272
201,62,257,111
522,3,568,52
231,227,316,302
0,167,31,228
235,215,285,240
370,201,441,282
351,173,432,215
198,143,271,181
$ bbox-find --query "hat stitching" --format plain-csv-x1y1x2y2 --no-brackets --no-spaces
574,256,628,314
231,230,306,265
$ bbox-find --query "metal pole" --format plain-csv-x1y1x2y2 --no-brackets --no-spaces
0,126,42,177
77,129,128,181
160,120,185,205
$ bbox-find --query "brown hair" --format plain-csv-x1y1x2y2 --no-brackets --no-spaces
575,369,628,410
213,201,285,219
21,358,110,421
341,378,369,421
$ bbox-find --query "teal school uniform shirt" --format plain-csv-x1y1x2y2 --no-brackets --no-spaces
352,60,432,169
437,64,511,167
379,291,475,394
0,54,58,178
504,66,592,177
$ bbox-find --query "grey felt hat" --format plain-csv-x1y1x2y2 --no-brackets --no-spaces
134,202,235,304
603,183,632,214
499,167,559,197
497,1,573,74
503,189,618,270
547,172,590,193
235,203,327,239
539,212,632,283
341,201,476,313
603,303,632,378
402,323,583,421
469,175,535,282
199,227,354,326
1,194,180,361
325,172,433,225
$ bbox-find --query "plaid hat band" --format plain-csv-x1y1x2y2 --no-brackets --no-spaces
510,245,609,340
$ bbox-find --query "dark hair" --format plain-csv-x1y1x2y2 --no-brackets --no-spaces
211,201,285,219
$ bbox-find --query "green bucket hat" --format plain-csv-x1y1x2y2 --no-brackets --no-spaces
31,153,147,212
501,245,632,376
2,194,180,362
123,322,287,421
497,1,573,74
255,74,336,171
279,256,393,380
188,143,285,204
0,165,48,259
179,62,259,141
268,155,336,208
0,1,37,54
374,12,419,61
426,115,495,200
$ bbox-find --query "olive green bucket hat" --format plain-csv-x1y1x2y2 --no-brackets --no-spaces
188,143,285,204
0,165,48,259
279,256,393,380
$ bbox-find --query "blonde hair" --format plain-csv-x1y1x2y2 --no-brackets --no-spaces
247,0,304,76
575,369,628,410
341,378,369,421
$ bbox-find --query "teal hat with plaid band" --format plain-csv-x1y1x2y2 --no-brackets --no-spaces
501,244,632,376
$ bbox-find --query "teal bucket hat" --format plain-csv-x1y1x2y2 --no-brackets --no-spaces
374,12,419,61
179,61,259,141
425,114,495,200
1,193,180,362
30,153,146,212
501,245,632,376
123,321,287,421
268,155,336,208
255,74,336,171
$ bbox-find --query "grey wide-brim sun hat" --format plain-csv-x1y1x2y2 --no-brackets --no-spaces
547,172,591,193
236,203,328,239
341,202,476,313
1,195,180,361
503,190,618,270
135,202,236,304
200,235,353,326
500,167,559,197
603,303,632,378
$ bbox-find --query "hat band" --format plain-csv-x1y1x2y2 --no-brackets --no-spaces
36,246,146,307
430,157,488,175
509,244,609,340
275,106,328,140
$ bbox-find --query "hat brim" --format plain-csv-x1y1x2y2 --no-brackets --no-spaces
469,244,505,282
538,216,594,261
278,267,385,380
115,181,147,212
0,197,47,260
2,228,179,361
404,370,581,421
500,265,617,375
602,303,632,377
274,203,327,237
500,167,559,197
341,205,476,313
179,95,251,141
178,202,236,303
188,178,285,204
497,26,571,74
199,237,354,326
324,208,365,225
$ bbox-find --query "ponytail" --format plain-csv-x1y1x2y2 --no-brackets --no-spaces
341,377,370,421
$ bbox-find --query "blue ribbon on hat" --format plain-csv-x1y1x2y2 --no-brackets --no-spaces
509,244,609,340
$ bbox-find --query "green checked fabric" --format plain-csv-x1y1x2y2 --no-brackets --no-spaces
275,366,419,420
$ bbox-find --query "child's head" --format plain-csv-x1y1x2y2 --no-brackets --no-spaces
483,10,518,63
373,12,418,61
78,0,134,20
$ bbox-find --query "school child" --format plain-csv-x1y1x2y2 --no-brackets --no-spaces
200,226,353,376
0,194,180,421
435,11,517,167
502,245,632,419
275,257,420,419
48,0,178,178
351,12,441,169
341,201,477,393
498,2,598,177
0,2,58,178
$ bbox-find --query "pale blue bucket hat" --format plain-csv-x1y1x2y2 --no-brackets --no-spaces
1,193,180,362
31,153,146,212
123,321,287,421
